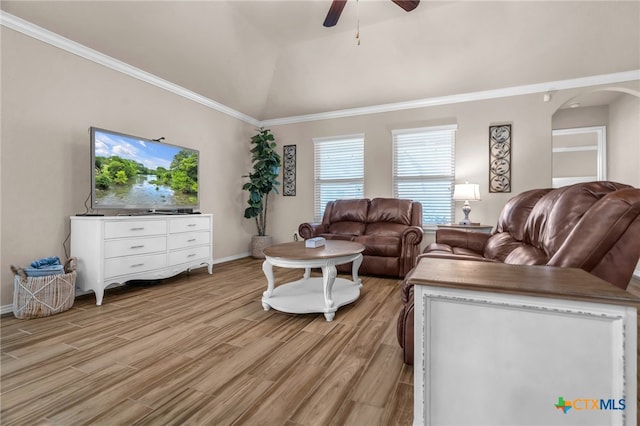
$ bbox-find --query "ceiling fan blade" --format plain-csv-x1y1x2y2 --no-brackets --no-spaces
323,0,348,27
391,0,420,12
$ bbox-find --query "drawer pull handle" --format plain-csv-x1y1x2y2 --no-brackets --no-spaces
187,253,196,258
130,227,145,231
130,245,145,249
130,263,145,268
187,239,196,242
187,224,197,227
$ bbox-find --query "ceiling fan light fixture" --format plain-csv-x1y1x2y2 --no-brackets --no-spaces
391,0,420,12
323,0,347,27
323,0,420,28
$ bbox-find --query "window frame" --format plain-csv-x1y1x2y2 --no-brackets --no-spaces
392,124,457,230
313,133,365,222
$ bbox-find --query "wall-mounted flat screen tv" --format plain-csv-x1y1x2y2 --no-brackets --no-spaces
90,127,199,211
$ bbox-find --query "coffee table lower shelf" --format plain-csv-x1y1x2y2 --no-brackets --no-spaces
261,276,360,321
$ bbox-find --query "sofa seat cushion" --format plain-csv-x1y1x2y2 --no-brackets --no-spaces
451,247,484,257
424,243,453,254
504,245,548,265
424,243,485,258
327,221,366,236
365,222,410,237
318,233,356,242
354,235,401,257
422,249,489,263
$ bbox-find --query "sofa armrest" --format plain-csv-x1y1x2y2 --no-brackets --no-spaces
402,226,424,245
399,226,424,277
397,267,417,364
298,222,327,239
435,228,490,254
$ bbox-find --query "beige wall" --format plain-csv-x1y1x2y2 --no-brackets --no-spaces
1,28,256,307
609,93,640,187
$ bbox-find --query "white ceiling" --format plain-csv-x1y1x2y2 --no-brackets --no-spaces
2,1,639,121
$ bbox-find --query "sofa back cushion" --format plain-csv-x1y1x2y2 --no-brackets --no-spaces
366,198,413,225
324,199,369,236
365,198,417,237
494,188,552,241
548,187,640,270
486,181,633,266
484,232,525,262
523,181,631,258
484,188,551,262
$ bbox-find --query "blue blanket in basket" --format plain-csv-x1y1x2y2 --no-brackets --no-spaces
24,256,64,277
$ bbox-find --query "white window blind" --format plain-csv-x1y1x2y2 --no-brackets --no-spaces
313,134,365,221
392,125,457,229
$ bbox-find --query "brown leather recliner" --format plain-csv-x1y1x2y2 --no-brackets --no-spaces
299,198,423,278
397,181,640,364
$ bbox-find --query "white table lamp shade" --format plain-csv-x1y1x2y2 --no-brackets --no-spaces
453,183,481,201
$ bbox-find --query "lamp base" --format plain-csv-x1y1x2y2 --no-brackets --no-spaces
460,201,472,226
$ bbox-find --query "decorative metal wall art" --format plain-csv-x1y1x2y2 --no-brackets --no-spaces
489,124,512,193
283,144,296,196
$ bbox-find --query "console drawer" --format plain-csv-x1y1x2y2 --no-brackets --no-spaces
105,220,167,239
168,246,210,266
105,253,166,279
168,231,210,250
104,236,167,259
169,217,210,234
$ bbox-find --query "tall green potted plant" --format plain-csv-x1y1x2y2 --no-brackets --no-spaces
243,128,282,258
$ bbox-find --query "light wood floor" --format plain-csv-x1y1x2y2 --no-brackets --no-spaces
3,260,640,425
1,258,413,425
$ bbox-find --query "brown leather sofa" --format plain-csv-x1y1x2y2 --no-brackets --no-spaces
397,181,640,364
298,198,423,278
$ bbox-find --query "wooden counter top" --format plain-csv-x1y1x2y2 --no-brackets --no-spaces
409,257,640,307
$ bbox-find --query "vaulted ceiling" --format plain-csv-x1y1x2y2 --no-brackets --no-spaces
2,1,639,121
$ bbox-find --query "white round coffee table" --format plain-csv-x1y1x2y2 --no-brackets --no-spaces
261,240,365,321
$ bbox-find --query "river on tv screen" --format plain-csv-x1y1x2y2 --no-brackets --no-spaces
93,131,198,207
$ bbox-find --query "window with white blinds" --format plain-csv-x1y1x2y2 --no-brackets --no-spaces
392,125,457,229
313,134,365,221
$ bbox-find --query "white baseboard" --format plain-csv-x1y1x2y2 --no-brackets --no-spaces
1,253,251,316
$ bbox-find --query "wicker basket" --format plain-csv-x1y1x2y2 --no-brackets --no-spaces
11,257,77,319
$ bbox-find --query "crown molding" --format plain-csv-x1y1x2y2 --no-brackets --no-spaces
2,11,638,129
0,12,260,127
260,70,640,126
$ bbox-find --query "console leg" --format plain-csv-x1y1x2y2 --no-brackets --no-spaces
95,288,104,306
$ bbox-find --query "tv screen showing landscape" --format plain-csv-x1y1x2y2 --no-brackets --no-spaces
91,127,199,210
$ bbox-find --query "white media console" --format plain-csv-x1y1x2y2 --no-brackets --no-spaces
70,214,213,305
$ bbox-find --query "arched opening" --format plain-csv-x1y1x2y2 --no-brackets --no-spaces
551,87,640,188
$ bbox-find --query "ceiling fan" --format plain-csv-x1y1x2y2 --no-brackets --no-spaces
323,0,420,27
